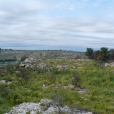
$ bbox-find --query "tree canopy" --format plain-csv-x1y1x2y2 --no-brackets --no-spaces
86,48,94,59
86,47,112,62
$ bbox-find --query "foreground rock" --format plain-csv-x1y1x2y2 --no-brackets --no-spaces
6,99,93,114
105,62,114,67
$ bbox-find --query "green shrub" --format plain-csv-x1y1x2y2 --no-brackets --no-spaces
72,73,81,87
51,68,59,75
0,96,11,114
40,103,45,106
21,55,28,62
0,84,11,98
109,75,114,81
46,72,56,84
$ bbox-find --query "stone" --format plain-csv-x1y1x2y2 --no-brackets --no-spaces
6,99,93,114
71,66,77,69
105,62,114,67
20,64,26,67
0,80,6,84
40,99,53,104
5,102,41,114
57,64,68,69
78,89,87,94
7,81,12,85
63,84,75,89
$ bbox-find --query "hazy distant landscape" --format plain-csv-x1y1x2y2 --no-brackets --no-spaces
0,49,84,67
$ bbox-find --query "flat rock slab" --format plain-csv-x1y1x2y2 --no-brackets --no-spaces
5,102,41,114
5,99,93,114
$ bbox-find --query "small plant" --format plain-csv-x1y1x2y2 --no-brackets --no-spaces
40,103,45,106
72,73,81,87
37,111,41,114
20,55,28,62
51,68,59,75
47,72,56,84
0,96,11,114
0,84,11,98
26,112,30,114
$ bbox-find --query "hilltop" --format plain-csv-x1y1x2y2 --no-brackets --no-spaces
0,49,84,60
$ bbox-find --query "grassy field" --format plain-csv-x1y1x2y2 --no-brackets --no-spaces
0,58,114,114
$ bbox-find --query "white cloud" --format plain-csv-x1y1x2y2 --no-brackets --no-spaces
55,2,75,10
23,1,49,11
68,4,75,10
93,3,100,7
1,14,114,49
82,0,90,3
0,11,7,16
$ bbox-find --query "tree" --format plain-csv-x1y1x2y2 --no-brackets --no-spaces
94,50,102,61
94,50,105,68
110,49,114,60
86,48,94,59
0,48,1,54
94,47,110,62
93,47,110,68
100,47,110,62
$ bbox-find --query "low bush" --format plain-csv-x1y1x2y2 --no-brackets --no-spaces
72,73,81,87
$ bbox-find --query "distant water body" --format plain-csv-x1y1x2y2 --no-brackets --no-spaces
0,60,20,67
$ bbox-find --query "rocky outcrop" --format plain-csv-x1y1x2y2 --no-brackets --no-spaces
20,58,37,68
0,80,12,85
19,50,86,71
6,99,93,114
105,62,114,67
57,63,68,69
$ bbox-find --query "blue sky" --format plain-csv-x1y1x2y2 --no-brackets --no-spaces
0,0,114,51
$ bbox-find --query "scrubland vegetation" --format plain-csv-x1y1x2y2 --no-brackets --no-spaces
0,49,114,114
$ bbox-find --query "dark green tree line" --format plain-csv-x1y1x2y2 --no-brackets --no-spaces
86,47,114,62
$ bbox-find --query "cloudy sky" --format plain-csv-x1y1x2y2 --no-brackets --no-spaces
0,0,114,51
